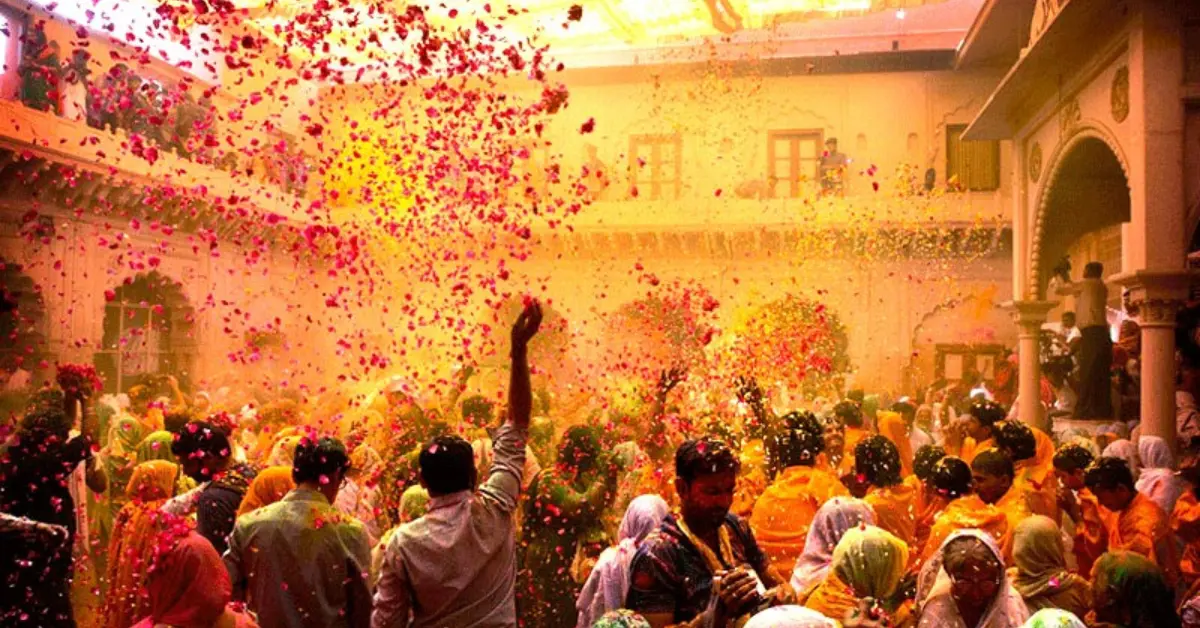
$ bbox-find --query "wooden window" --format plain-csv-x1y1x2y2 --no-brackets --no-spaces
0,7,23,100
946,123,1000,191
629,134,681,200
768,130,822,198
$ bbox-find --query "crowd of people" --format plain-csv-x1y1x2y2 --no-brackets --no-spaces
2,298,1199,628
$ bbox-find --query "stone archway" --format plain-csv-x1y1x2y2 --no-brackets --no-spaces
95,270,196,393
1029,127,1131,299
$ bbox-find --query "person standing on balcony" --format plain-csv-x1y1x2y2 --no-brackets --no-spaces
1056,262,1114,420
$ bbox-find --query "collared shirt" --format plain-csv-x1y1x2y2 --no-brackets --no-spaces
225,487,371,628
1058,278,1108,329
626,513,769,624
371,422,527,628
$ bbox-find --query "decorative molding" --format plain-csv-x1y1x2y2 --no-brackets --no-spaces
1111,66,1130,123
1059,99,1082,136
1133,298,1185,326
1029,142,1043,183
1005,299,1060,330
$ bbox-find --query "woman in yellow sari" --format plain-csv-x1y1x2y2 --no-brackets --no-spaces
237,466,296,517
805,525,912,627
100,460,179,628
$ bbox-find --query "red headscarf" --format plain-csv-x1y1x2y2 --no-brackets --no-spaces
146,530,232,627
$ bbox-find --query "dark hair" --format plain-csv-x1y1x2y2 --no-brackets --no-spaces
776,411,826,467
418,434,476,494
1062,311,1076,321
931,456,973,499
171,421,231,461
971,448,1015,479
20,390,70,435
994,421,1037,462
1053,443,1096,472
914,445,947,482
890,400,916,424
968,400,1005,430
832,401,863,428
460,395,495,425
293,436,351,484
558,425,601,470
1084,262,1104,279
847,389,865,404
1094,552,1181,628
675,437,740,484
1085,456,1136,492
855,435,902,487
163,409,195,434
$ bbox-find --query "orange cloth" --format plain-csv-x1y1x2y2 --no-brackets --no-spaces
844,427,868,469
865,483,918,547
750,465,849,575
994,487,1032,560
100,461,179,628
237,466,296,516
804,571,860,622
1097,492,1176,580
1071,488,1107,577
1011,427,1060,521
920,495,1009,566
959,437,994,466
1173,489,1200,591
733,467,768,519
876,412,913,477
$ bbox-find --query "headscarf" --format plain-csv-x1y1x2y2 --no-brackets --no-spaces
136,430,177,463
877,411,914,476
267,434,303,467
350,443,383,481
1092,551,1180,628
916,529,1029,628
140,530,238,627
590,609,651,628
1021,609,1086,628
576,495,671,628
743,606,838,628
789,497,876,596
1102,439,1140,480
399,485,430,523
806,525,908,622
1008,516,1089,614
101,461,180,628
236,466,295,517
1135,435,1184,515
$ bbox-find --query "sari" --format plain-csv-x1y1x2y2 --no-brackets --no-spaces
1013,429,1059,520
864,481,917,548
236,466,295,517
788,497,875,597
959,437,994,466
100,460,179,628
576,495,670,628
131,530,257,628
1101,439,1140,480
1136,436,1184,515
136,431,177,463
1008,516,1090,618
805,526,910,626
919,495,1009,566
751,465,849,576
1174,489,1200,594
733,439,769,518
916,530,1029,628
877,412,914,477
1097,492,1176,579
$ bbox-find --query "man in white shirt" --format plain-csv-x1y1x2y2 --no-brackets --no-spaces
372,301,543,628
1056,261,1113,419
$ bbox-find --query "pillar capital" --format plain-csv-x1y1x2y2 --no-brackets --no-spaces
1004,300,1059,331
1112,269,1195,327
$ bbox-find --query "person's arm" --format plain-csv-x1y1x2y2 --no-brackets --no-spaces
223,523,248,602
66,389,108,494
507,301,543,431
370,536,413,628
644,368,686,463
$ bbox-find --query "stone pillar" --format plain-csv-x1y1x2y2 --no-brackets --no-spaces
1007,300,1058,432
1116,271,1193,450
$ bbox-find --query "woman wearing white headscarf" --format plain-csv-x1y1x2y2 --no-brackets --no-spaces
788,497,876,599
1135,435,1184,515
1020,609,1085,628
575,494,671,628
916,529,1029,628
744,606,838,628
1101,439,1140,481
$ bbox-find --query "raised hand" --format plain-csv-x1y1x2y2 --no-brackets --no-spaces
658,366,686,395
735,376,764,407
511,300,543,351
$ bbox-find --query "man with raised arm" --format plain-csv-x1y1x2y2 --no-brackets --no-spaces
372,300,543,628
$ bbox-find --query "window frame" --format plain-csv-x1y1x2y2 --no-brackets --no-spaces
0,6,25,101
628,133,682,200
945,123,1001,192
767,129,824,199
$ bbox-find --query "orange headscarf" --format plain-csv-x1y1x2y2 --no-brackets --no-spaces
237,466,296,517
750,465,848,575
876,411,914,477
101,460,180,628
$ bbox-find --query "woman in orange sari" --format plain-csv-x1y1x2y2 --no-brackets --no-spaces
100,460,180,628
919,456,1008,566
236,466,296,517
855,435,917,547
876,411,914,477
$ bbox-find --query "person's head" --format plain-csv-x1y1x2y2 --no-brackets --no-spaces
20,390,71,439
776,411,825,468
832,400,863,429
971,448,1015,505
618,494,670,545
163,409,195,435
891,400,917,427
170,421,232,482
674,437,740,531
460,395,495,427
965,400,1005,441
994,421,1037,463
1092,551,1180,628
146,530,233,626
855,435,902,488
846,389,865,404
1012,515,1066,581
1062,311,1076,329
1053,443,1095,491
418,435,476,497
820,415,845,457
292,436,350,502
558,425,602,475
931,456,973,499
825,137,838,152
1084,262,1104,279
831,525,909,601
943,534,1004,616
914,444,947,484
1085,457,1138,511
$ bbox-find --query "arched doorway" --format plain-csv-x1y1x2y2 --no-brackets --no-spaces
1032,134,1131,298
0,258,48,387
95,271,196,393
